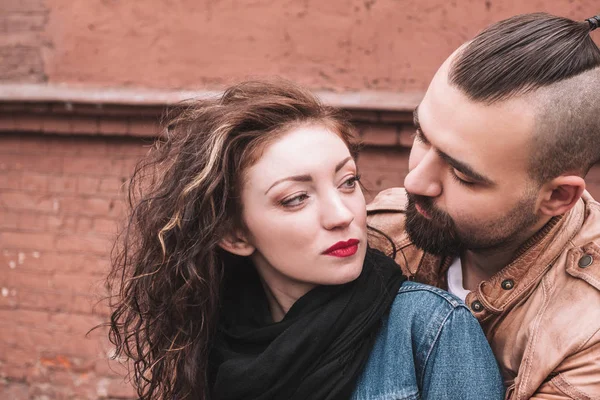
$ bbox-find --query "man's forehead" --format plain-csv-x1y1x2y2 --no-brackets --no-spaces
417,80,535,179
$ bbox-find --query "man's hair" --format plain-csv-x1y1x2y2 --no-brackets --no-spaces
449,13,600,183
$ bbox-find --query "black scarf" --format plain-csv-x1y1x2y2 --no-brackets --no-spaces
210,248,406,400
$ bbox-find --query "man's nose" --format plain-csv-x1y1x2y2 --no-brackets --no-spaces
404,149,443,198
321,192,354,230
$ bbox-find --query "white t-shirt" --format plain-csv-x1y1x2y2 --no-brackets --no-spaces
447,257,470,302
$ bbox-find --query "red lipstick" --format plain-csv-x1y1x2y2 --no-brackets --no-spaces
323,239,360,257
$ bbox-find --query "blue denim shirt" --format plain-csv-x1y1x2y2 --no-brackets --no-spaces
352,281,505,400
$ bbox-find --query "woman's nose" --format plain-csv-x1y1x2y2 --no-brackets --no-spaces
321,193,354,230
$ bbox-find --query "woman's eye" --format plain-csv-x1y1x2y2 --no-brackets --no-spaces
280,193,309,208
340,175,361,190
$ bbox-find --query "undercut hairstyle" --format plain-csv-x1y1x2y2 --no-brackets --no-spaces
449,13,600,183
106,80,359,400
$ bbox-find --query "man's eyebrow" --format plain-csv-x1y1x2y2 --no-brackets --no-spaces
437,151,495,185
265,156,354,195
413,105,494,185
413,106,420,127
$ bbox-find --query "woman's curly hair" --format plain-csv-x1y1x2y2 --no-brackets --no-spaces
106,80,360,400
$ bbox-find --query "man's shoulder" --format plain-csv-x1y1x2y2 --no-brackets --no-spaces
566,191,600,293
366,188,410,253
366,187,408,214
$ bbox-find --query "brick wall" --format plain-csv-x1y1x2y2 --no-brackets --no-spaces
0,0,48,83
0,133,141,399
2,129,600,398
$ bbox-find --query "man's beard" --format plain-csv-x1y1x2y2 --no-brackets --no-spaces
404,192,539,256
405,193,465,256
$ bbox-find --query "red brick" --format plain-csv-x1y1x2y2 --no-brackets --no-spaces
0,171,21,189
0,308,50,328
0,135,21,152
47,175,78,193
47,214,77,232
17,211,47,231
77,217,94,233
99,118,129,135
398,126,416,147
19,251,110,277
0,381,29,400
18,135,50,154
59,196,114,217
0,249,49,272
360,124,398,146
1,346,38,370
93,217,118,236
0,209,19,229
4,269,53,293
0,191,59,213
107,198,126,218
55,234,112,255
105,377,136,398
40,115,72,134
67,136,109,156
118,157,141,176
106,139,148,156
348,110,380,123
13,113,44,132
360,169,407,197
8,153,63,174
379,110,414,123
127,117,160,137
0,114,16,131
70,116,99,135
0,46,44,82
94,356,129,379
0,0,46,13
78,176,100,194
0,154,25,171
99,176,126,194
3,14,47,33
63,156,121,177
9,289,95,315
0,231,55,250
357,147,411,171
21,172,48,191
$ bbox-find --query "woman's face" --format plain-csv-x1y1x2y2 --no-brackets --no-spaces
239,124,367,299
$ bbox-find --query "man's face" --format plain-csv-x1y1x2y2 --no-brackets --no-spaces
404,57,542,256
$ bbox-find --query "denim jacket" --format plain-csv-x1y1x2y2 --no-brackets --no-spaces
352,281,505,400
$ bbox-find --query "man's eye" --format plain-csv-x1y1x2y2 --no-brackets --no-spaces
450,169,475,186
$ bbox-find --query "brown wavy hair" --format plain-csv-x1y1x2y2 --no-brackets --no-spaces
107,80,360,400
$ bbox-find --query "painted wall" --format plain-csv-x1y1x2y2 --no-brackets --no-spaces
2,0,599,91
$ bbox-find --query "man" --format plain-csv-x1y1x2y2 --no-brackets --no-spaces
368,12,600,399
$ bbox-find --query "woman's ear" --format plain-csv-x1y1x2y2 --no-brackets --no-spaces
218,231,255,257
537,175,585,217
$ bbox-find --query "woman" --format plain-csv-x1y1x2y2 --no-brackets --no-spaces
107,80,504,400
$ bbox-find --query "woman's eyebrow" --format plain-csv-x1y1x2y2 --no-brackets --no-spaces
265,156,354,195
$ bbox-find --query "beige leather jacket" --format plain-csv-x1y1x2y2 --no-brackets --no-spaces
367,188,600,400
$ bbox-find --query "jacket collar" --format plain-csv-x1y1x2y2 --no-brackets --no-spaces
474,195,586,314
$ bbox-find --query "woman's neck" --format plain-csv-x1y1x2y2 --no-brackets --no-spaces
258,277,316,323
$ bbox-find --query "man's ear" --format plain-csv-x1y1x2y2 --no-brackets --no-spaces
218,231,255,257
537,175,585,217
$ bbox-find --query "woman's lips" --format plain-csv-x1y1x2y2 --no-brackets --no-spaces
323,239,360,257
